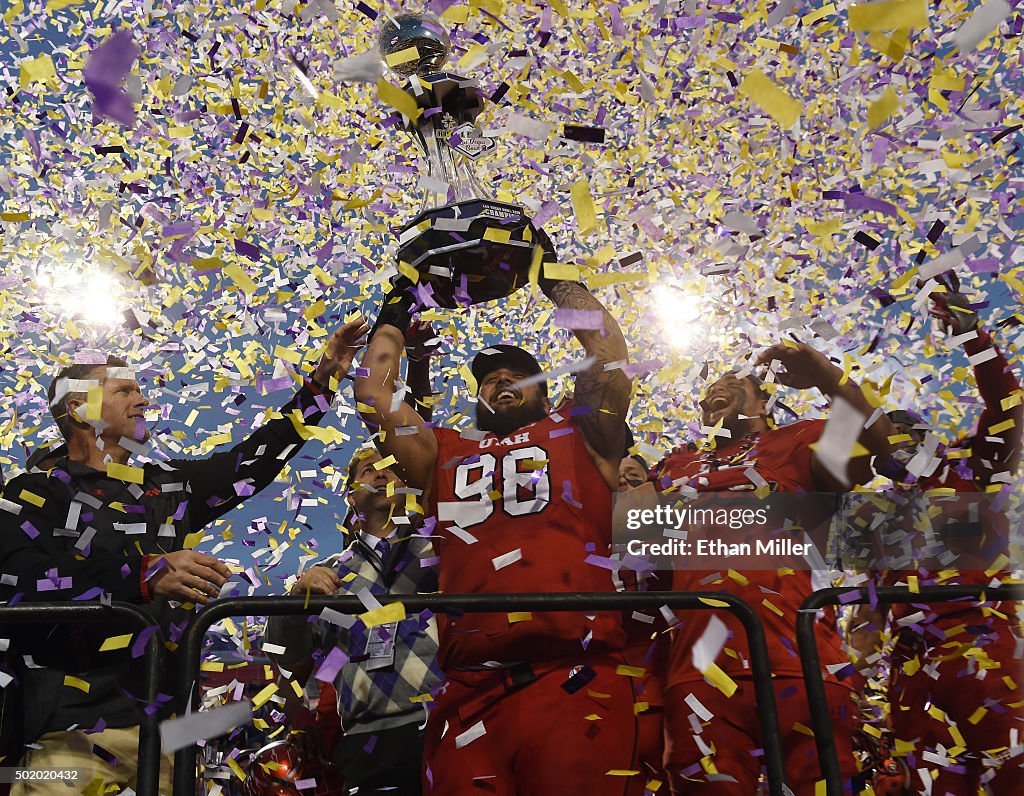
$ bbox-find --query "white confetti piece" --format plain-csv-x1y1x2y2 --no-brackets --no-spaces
950,0,1011,52
491,548,522,570
160,700,253,754
455,720,486,748
692,616,729,673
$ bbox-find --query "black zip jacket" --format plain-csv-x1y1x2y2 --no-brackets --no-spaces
0,380,334,741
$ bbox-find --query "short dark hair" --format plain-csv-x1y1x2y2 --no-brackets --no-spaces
343,447,380,492
47,355,129,441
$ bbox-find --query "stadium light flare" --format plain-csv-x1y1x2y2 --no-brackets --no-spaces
36,260,127,329
651,286,707,349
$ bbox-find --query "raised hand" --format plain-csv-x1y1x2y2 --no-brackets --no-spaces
929,292,979,336
312,315,371,386
755,341,841,392
404,320,440,362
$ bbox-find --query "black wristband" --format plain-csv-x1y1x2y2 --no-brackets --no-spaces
369,278,416,339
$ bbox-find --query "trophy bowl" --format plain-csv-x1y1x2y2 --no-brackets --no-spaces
396,199,555,307
377,14,451,78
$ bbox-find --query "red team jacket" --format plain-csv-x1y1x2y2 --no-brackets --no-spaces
651,419,851,687
428,408,625,669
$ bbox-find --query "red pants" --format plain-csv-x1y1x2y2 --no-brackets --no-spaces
664,677,859,795
889,633,1024,794
423,653,643,795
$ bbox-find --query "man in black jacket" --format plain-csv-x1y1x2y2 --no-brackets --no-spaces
0,319,364,794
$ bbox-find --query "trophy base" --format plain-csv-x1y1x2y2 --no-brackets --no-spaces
396,200,555,308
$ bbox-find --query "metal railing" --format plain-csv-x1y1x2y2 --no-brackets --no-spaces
172,592,789,796
797,584,1024,796
0,602,165,796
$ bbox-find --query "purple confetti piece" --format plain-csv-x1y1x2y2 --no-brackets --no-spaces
132,624,160,658
83,31,140,127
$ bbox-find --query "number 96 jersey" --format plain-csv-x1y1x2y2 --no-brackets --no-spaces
428,408,625,669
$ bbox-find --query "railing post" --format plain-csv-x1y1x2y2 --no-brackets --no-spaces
797,584,1024,796
0,603,164,796
173,592,788,796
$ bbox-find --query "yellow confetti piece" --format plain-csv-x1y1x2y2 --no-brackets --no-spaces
302,299,325,322
19,54,56,87
274,345,302,365
361,601,406,628
988,418,1016,435
86,384,104,420
0,211,30,222
738,70,801,129
200,661,225,672
616,665,646,678
63,675,90,693
98,634,132,652
868,86,900,127
507,612,533,623
227,756,247,781
106,462,145,484
585,713,603,720
793,722,815,737
727,569,749,586
459,363,478,393
483,227,512,244
251,682,279,709
190,256,223,271
373,454,398,470
570,178,599,235
802,3,836,25
543,262,581,281
848,0,929,31
19,490,45,508
3,0,24,23
907,575,919,593
634,700,650,714
385,46,420,68
815,780,827,796
968,706,987,725
605,770,641,776
396,260,421,283
762,598,784,617
223,263,257,295
377,78,422,123
703,662,738,696
699,597,730,608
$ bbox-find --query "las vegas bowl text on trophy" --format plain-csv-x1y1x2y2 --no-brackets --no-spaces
377,13,555,308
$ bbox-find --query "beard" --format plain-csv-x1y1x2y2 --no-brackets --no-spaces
476,394,548,437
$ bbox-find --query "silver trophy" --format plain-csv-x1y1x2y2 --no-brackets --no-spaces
378,13,555,307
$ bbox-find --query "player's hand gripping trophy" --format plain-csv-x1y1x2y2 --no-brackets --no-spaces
377,13,555,307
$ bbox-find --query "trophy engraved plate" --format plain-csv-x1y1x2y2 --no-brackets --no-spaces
378,13,555,308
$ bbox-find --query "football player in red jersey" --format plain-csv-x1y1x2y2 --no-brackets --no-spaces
878,292,1023,794
351,272,641,795
614,450,671,793
650,341,896,796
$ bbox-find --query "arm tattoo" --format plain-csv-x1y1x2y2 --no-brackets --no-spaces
547,281,632,460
